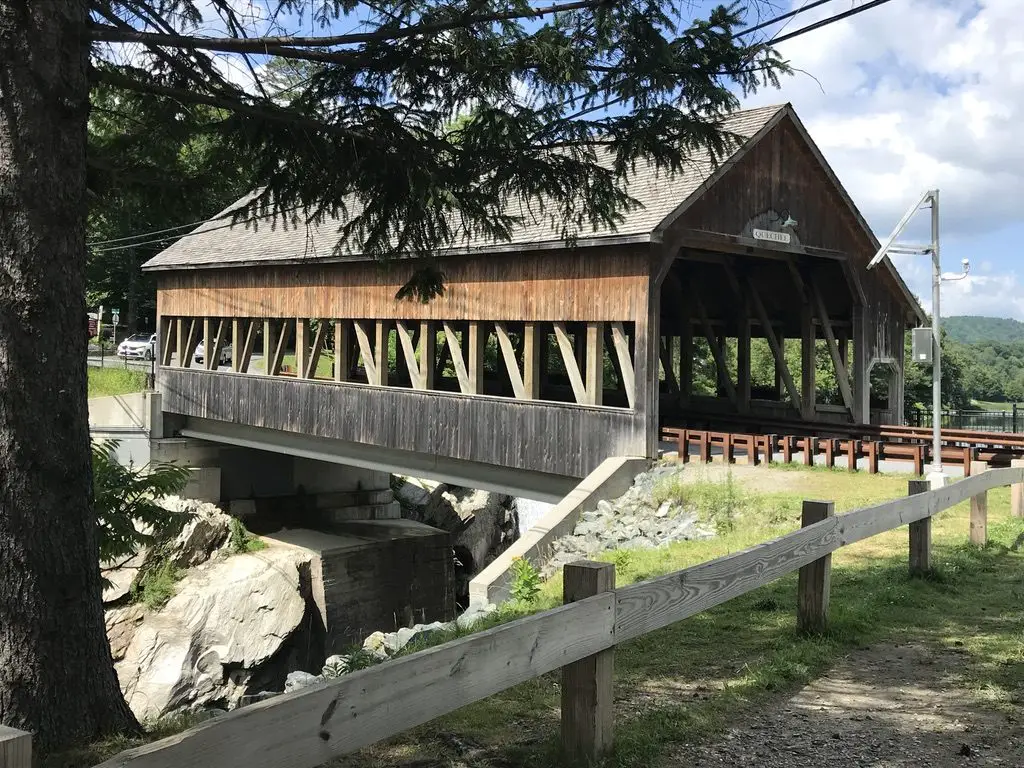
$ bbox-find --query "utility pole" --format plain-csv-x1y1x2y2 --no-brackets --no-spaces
868,189,968,487
930,190,942,478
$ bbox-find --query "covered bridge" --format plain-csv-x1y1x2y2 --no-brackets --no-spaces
144,102,925,496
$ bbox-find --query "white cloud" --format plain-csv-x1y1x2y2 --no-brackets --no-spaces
740,0,1024,318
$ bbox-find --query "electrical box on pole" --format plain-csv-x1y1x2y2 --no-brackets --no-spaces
911,327,933,364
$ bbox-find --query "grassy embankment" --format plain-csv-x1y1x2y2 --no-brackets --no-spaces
87,366,148,398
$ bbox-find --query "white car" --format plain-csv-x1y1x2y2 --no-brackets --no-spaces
193,340,232,367
117,333,156,360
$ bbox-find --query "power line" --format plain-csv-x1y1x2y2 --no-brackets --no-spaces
772,0,894,45
737,0,836,38
88,209,247,245
89,0,896,254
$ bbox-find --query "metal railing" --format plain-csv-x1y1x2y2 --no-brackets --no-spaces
911,405,1021,433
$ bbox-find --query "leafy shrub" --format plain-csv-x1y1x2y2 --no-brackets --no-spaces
228,517,266,554
322,649,380,678
132,558,182,610
93,439,193,588
509,556,541,605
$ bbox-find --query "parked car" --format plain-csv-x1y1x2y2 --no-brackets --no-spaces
194,340,232,367
117,333,156,360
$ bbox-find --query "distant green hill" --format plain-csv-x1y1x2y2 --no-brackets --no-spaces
943,316,1024,344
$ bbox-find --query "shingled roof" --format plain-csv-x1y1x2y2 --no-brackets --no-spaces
141,103,788,272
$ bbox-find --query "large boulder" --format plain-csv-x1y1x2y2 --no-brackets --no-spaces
115,545,312,720
158,496,233,568
102,497,234,607
392,478,519,606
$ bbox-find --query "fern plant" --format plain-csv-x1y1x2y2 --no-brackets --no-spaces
93,439,193,587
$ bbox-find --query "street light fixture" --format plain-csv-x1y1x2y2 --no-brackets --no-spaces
867,190,968,487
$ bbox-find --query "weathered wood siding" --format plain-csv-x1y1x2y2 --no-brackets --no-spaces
676,117,867,255
159,367,648,479
156,247,650,322
671,113,911,341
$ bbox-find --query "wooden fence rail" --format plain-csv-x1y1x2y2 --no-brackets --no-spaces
4,468,1021,768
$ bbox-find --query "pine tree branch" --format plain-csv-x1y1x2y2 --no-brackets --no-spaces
89,0,608,51
93,66,358,138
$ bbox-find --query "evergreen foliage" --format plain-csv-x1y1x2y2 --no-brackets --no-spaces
90,0,791,299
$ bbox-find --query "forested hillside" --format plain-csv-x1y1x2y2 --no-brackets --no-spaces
903,317,1024,409
943,316,1024,344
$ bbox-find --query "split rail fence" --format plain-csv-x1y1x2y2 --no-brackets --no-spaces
4,468,1024,768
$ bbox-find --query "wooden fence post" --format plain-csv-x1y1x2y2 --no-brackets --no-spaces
907,479,931,576
970,461,989,546
562,561,616,764
0,727,32,768
797,500,834,635
1011,458,1024,518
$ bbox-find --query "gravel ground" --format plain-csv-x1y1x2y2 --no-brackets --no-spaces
667,642,1023,767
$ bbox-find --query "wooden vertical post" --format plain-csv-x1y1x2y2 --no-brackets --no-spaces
737,316,751,414
801,308,816,420
699,431,711,463
908,479,931,576
970,461,988,546
263,319,275,375
1011,458,1024,518
782,435,793,464
203,316,213,370
523,322,541,400
334,320,349,382
420,320,435,390
295,318,310,379
231,318,242,372
797,500,834,635
175,317,186,367
0,727,31,768
867,441,880,474
375,320,390,387
680,320,693,407
774,330,784,400
561,561,615,764
585,322,604,406
802,436,814,467
468,321,486,394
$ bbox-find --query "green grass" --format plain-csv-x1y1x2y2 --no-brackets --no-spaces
251,352,336,377
343,467,1024,768
88,366,147,398
131,559,182,611
972,400,1020,412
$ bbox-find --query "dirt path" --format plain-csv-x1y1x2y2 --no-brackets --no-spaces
666,643,1023,767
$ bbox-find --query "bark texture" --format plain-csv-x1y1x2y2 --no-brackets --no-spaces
0,0,140,749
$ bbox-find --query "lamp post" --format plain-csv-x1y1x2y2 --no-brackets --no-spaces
867,189,968,486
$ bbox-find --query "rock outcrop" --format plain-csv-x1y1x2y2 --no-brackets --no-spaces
542,465,716,578
102,497,324,721
393,477,518,605
114,545,313,720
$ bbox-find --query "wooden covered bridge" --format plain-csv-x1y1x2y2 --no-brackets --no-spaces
145,103,924,496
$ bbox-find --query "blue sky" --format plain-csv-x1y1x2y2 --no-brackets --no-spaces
719,0,1024,320
197,1,1023,318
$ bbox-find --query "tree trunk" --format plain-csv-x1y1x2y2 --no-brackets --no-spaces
0,0,140,750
